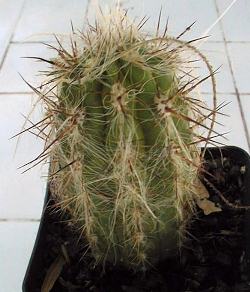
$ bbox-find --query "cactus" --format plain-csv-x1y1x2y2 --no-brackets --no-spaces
24,6,218,270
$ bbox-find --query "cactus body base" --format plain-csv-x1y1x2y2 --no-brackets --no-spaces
23,147,250,291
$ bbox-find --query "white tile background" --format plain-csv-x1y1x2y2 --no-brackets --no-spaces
1,0,250,291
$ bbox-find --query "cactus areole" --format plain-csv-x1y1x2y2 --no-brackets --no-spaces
29,8,218,271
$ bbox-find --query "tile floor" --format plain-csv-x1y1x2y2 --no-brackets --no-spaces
1,0,250,291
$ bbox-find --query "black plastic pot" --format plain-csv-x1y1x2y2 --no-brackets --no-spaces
22,146,250,291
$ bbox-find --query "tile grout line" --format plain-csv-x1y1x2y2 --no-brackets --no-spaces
200,92,250,96
214,0,250,153
10,40,54,45
0,91,33,95
0,0,26,71
0,218,40,222
225,41,250,43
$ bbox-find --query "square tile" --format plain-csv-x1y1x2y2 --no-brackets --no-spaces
202,93,248,152
196,42,234,94
216,0,250,42
0,43,56,93
0,0,24,63
0,94,48,219
13,0,223,43
13,0,89,42
239,94,250,138
127,0,223,41
0,221,39,292
227,43,250,94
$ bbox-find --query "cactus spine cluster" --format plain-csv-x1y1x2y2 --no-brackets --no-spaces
26,7,217,270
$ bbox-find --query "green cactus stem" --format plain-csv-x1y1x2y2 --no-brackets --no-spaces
24,6,218,271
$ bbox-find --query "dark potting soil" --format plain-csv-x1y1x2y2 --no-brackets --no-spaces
35,154,250,292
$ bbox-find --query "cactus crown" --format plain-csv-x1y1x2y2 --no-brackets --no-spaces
22,6,218,270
